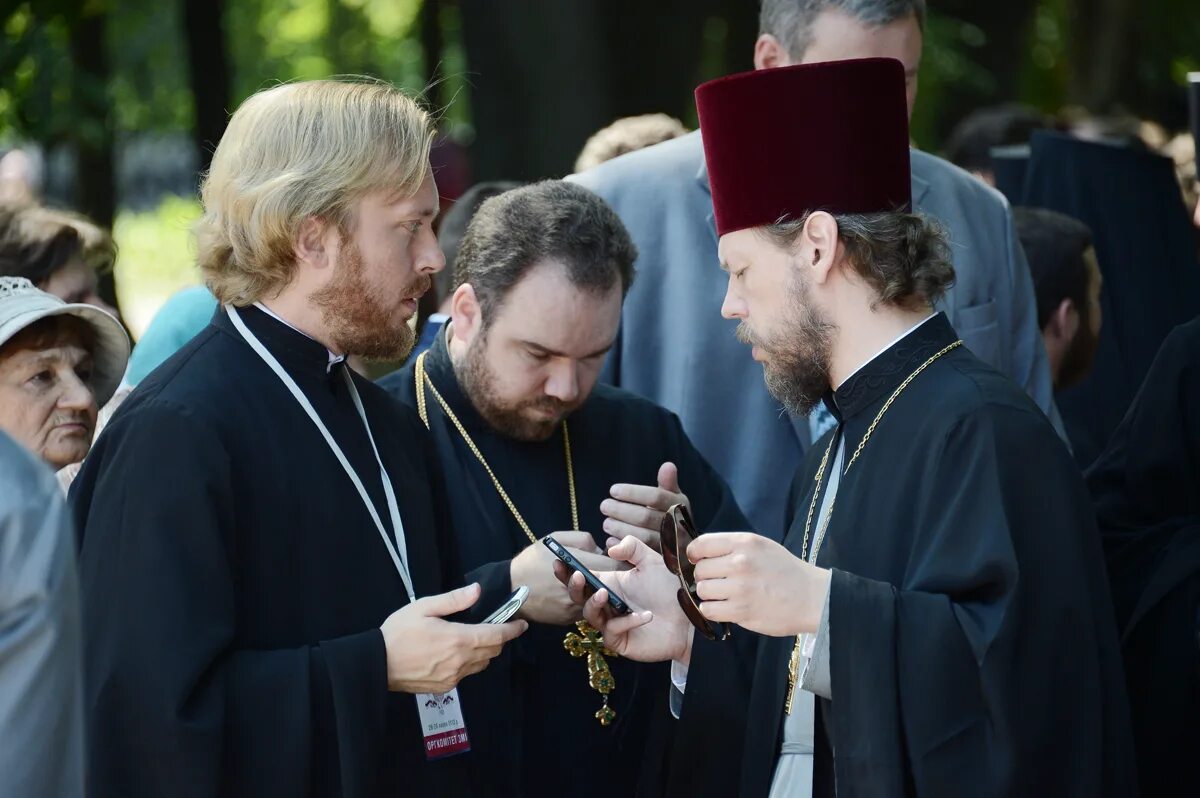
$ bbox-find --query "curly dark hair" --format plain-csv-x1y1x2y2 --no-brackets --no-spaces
454,180,637,325
760,210,955,310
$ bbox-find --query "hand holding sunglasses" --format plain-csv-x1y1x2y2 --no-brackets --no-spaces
687,531,831,638
659,504,731,641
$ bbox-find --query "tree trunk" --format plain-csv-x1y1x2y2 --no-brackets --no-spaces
420,0,445,103
182,0,233,177
928,0,1040,141
460,0,715,180
67,3,118,313
1066,0,1138,112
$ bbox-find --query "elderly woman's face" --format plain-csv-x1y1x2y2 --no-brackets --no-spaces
0,318,99,469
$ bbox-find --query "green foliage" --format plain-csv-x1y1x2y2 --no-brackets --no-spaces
0,0,432,142
910,11,998,148
1017,0,1070,113
225,0,427,106
107,0,192,134
0,3,79,144
112,194,203,337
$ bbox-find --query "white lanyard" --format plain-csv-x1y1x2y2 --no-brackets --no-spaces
226,305,416,601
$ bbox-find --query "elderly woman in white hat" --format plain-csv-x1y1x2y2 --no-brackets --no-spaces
0,276,128,471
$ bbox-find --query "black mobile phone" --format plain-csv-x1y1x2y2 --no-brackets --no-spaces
543,536,632,615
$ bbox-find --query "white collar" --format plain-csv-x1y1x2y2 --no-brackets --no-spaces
842,312,938,385
253,302,346,373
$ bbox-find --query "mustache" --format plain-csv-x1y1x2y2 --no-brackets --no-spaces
50,412,92,429
735,321,761,348
403,274,432,299
524,396,575,416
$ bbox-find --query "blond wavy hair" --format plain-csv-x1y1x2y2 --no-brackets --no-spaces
196,79,434,305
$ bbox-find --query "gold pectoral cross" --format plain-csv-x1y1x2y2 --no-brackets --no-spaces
784,635,802,714
564,621,617,726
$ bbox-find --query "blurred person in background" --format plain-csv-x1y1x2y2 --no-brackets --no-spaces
574,113,689,173
0,148,43,206
942,103,1053,186
1087,315,1200,797
0,203,118,315
0,428,84,798
123,285,218,386
1013,207,1103,392
409,180,521,363
0,277,128,472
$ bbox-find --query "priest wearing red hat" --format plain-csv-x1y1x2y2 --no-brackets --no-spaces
563,58,1136,797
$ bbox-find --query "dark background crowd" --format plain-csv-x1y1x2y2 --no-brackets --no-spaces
2,0,1198,324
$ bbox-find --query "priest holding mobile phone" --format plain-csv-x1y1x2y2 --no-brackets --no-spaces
566,59,1135,798
379,180,749,797
71,80,528,798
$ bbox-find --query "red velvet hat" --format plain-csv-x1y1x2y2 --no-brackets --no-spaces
695,58,912,237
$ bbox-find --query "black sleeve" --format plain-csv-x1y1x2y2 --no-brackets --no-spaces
403,407,513,623
825,407,1132,797
72,403,391,798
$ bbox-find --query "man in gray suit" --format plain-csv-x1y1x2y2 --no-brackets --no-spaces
572,0,1062,537
0,430,84,797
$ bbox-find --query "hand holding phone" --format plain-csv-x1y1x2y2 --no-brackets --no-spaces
543,535,632,615
483,586,530,624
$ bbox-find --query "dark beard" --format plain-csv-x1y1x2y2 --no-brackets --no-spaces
309,238,427,361
737,274,836,417
457,333,578,442
1057,325,1099,389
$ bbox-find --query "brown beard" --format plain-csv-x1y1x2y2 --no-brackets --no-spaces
1057,324,1100,389
309,237,428,361
737,270,836,417
457,331,580,442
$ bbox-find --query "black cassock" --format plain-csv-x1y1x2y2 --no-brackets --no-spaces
379,330,749,797
677,313,1136,797
71,306,480,797
1022,130,1200,466
1087,315,1200,797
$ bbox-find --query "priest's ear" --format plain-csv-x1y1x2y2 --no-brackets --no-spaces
293,215,338,274
753,34,792,70
450,283,485,346
796,211,840,287
1044,297,1081,346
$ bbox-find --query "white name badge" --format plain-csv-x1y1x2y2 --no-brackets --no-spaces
416,689,470,760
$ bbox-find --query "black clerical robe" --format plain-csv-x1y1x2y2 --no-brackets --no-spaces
687,313,1136,797
378,331,749,797
71,306,476,797
1023,130,1200,466
1087,315,1200,797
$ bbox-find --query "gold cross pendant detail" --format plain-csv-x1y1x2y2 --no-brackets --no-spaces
784,635,802,714
564,621,618,726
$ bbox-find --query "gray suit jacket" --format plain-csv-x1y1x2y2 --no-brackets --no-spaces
572,131,1062,537
0,433,84,798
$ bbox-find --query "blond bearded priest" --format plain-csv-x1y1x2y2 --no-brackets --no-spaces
564,59,1135,798
71,80,526,798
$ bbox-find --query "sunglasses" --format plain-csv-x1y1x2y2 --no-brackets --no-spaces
659,503,729,641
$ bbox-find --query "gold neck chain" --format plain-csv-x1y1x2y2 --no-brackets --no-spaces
785,338,963,715
414,350,579,537
414,350,619,726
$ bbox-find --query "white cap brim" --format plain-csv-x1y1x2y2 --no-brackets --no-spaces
0,302,131,407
